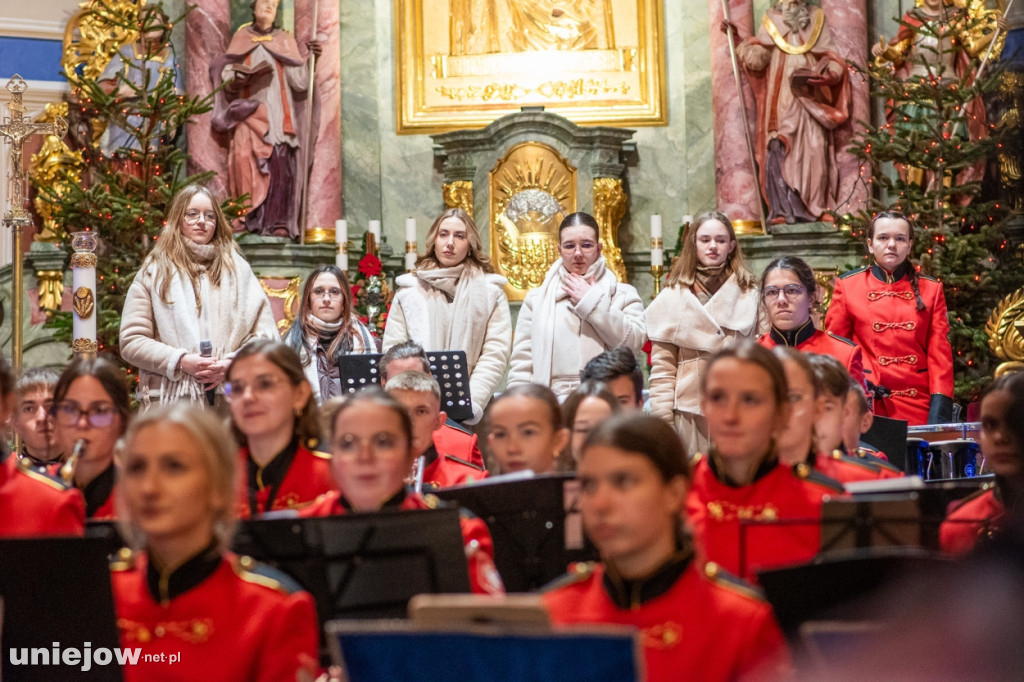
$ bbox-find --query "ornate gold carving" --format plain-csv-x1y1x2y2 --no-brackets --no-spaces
70,253,98,269
442,180,474,217
72,338,99,354
436,78,630,102
36,270,65,318
998,71,1024,211
592,177,628,282
61,0,141,82
304,227,336,244
489,142,576,300
986,288,1024,378
30,102,85,243
259,277,302,333
73,286,95,319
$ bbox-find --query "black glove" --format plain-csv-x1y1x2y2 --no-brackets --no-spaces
927,393,953,424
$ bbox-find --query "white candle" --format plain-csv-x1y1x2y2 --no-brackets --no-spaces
335,219,348,271
651,248,664,267
683,214,693,226
405,217,417,243
650,214,664,268
650,214,662,240
405,217,417,271
369,219,381,244
70,231,99,356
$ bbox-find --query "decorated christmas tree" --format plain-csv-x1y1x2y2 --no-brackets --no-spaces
842,2,1024,402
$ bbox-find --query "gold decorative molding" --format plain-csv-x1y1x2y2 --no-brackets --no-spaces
304,227,336,244
72,286,95,319
70,253,98,269
61,0,141,83
72,338,99,355
259,277,301,333
813,268,840,322
986,287,1024,378
442,180,474,218
489,142,575,301
592,177,628,283
30,102,85,244
36,270,65,318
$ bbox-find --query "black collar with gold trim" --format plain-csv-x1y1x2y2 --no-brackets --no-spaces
146,539,221,605
602,543,694,610
870,261,909,284
769,320,816,347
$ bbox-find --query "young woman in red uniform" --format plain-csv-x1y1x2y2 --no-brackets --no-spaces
52,357,131,519
825,210,954,425
226,339,334,518
686,342,843,583
940,373,1024,554
0,355,84,536
543,413,789,682
112,403,319,682
301,388,504,595
757,256,864,388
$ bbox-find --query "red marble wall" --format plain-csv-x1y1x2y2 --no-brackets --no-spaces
185,0,230,198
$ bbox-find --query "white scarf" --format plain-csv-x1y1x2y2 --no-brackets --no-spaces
530,256,612,387
415,264,494,368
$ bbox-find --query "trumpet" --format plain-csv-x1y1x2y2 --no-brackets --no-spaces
60,438,87,486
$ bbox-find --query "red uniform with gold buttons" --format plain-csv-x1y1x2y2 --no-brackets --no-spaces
421,423,488,489
813,449,891,485
543,553,789,682
825,263,953,425
686,454,843,583
939,485,1005,555
299,489,505,595
0,454,85,536
757,323,866,388
236,438,335,519
111,547,318,682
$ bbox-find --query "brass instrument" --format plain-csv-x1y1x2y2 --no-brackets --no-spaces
60,438,87,486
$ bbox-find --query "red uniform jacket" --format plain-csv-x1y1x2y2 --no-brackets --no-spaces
758,323,865,388
299,490,505,595
939,486,1005,555
0,455,84,537
423,423,488,489
813,449,888,485
686,455,843,583
112,549,318,682
543,559,789,682
236,440,335,519
825,263,953,425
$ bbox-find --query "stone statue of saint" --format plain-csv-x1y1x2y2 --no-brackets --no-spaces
210,0,321,238
724,0,850,226
450,0,613,55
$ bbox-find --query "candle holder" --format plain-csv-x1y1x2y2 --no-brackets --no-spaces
70,230,99,359
650,235,664,299
337,240,351,272
651,265,664,298
405,240,418,272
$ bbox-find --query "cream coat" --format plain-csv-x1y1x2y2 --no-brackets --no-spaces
382,272,512,421
645,275,761,451
507,277,647,400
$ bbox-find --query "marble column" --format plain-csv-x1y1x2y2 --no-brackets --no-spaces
708,0,761,227
296,0,343,230
821,0,870,217
185,0,230,197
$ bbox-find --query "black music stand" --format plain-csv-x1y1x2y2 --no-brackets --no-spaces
85,520,127,557
0,537,123,681
230,509,471,624
820,495,923,551
434,473,599,592
338,351,473,422
861,415,908,472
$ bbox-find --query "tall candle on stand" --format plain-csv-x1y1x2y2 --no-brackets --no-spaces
368,219,381,255
70,231,98,358
405,217,417,271
335,219,348,271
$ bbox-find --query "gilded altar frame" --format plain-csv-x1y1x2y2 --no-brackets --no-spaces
394,0,666,134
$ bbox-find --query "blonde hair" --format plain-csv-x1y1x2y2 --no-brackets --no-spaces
415,208,494,273
144,185,240,309
116,403,238,554
667,211,756,290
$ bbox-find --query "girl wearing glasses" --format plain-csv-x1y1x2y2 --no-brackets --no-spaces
509,212,646,400
825,210,954,425
686,342,842,583
756,256,865,388
645,212,759,455
120,185,278,410
52,357,132,519
112,403,318,682
226,340,334,518
543,414,789,682
383,208,512,423
301,388,504,595
284,264,375,403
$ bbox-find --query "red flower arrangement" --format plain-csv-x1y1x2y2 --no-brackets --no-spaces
350,252,391,339
358,253,383,277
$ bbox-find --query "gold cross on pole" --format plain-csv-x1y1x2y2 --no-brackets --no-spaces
1,74,69,370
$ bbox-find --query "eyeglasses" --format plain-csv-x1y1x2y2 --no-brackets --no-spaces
53,402,117,428
560,241,598,254
332,432,407,458
312,287,344,300
224,375,284,402
761,285,805,301
184,209,217,225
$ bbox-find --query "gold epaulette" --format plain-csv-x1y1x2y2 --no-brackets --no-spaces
542,561,596,592
16,458,74,492
233,555,304,595
703,561,765,602
793,462,845,493
110,547,136,572
831,450,880,472
310,449,332,461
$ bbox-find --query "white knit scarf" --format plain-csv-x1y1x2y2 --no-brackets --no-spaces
415,264,493,368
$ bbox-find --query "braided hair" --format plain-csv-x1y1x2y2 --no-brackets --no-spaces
868,210,925,311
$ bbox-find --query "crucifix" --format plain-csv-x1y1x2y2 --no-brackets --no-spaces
0,74,68,371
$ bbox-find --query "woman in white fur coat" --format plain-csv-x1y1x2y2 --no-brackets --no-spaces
507,212,647,400
120,185,278,409
644,211,761,454
382,208,511,422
